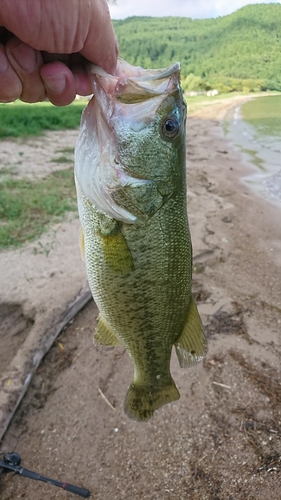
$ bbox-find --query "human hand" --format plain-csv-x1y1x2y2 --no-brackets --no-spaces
0,0,118,105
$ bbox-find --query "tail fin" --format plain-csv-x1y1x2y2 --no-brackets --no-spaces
124,380,180,421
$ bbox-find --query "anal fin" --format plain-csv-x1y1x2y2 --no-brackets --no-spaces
174,296,207,368
95,314,122,346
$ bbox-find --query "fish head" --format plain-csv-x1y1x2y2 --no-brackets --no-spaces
75,59,187,223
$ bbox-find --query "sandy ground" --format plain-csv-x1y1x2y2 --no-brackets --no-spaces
0,96,280,499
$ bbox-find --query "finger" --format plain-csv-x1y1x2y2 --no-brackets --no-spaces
43,53,92,98
80,0,118,74
73,73,92,97
40,62,76,106
69,55,92,97
5,37,46,103
0,43,22,102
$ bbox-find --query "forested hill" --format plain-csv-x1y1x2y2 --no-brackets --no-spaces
113,3,281,92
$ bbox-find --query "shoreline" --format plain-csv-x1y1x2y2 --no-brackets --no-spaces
189,93,281,210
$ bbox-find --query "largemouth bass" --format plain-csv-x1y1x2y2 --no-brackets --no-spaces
74,59,207,421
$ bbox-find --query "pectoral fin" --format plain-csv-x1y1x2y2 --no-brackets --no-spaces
95,314,122,346
175,296,207,368
99,218,134,274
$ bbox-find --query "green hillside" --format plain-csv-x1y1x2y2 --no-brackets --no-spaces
113,3,281,92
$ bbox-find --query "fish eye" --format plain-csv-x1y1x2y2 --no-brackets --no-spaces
161,115,180,138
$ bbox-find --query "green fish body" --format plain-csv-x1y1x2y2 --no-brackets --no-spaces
75,60,207,421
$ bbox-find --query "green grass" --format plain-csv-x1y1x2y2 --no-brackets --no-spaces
0,167,18,176
55,147,75,154
50,155,73,164
51,147,75,164
0,169,77,248
0,101,86,248
241,95,281,138
0,100,87,138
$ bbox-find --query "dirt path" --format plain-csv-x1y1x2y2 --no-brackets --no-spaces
0,98,280,499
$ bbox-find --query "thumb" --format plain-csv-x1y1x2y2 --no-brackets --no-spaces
79,0,118,74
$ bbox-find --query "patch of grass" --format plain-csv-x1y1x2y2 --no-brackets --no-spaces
0,167,17,176
0,101,86,138
50,155,73,164
0,169,77,248
55,147,75,154
51,146,75,164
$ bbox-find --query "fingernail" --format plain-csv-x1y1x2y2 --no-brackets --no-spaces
11,43,37,72
0,49,8,73
43,74,67,93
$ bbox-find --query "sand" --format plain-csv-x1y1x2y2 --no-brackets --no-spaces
0,96,280,500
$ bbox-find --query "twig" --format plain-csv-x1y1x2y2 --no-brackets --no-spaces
212,381,232,389
197,454,207,465
98,387,116,411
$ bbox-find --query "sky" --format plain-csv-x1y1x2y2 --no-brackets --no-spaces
109,0,281,20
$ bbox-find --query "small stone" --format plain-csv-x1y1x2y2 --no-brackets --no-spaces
222,216,232,223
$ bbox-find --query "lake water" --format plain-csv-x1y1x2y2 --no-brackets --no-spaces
224,95,281,206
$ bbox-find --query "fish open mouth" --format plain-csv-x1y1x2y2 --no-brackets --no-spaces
88,59,181,104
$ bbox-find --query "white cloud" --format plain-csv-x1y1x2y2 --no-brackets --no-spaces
109,0,281,20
